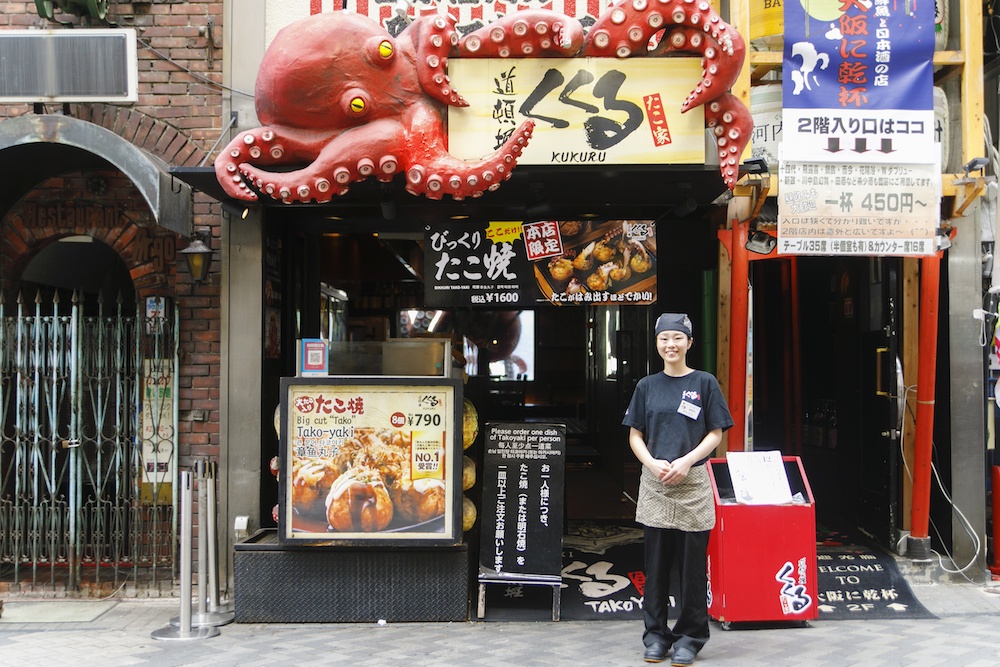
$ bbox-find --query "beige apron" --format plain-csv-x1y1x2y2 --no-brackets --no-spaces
635,464,715,532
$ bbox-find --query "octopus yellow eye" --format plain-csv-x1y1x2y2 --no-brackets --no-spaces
378,40,393,59
350,97,366,114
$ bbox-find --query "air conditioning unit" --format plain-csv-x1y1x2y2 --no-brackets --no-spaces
0,28,137,103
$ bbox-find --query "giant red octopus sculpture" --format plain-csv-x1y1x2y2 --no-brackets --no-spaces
215,2,752,205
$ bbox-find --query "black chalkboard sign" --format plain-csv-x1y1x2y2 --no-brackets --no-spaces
424,222,533,308
480,422,566,578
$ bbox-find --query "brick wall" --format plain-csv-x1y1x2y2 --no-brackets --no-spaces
0,1,226,475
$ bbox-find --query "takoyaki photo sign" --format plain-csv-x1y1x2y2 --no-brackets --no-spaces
279,376,463,546
425,219,656,308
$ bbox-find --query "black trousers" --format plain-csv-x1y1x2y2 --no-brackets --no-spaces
642,526,710,653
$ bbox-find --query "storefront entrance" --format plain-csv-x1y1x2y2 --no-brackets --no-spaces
257,194,733,529
751,257,905,551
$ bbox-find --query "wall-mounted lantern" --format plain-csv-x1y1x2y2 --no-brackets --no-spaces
180,229,213,283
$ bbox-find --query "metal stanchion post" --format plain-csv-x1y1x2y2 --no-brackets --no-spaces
206,462,235,618
152,470,219,640
171,459,232,628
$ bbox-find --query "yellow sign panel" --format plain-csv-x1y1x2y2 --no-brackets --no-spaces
750,0,784,41
485,220,523,244
448,58,705,166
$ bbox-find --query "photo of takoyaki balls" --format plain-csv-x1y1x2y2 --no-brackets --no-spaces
290,457,339,515
331,428,408,487
359,428,409,486
547,255,575,287
325,466,393,532
391,477,447,524
535,221,658,303
558,220,587,238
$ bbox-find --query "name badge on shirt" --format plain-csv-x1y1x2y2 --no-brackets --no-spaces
678,399,701,420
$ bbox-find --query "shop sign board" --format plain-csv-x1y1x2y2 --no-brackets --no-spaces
777,158,940,256
480,422,566,578
448,58,705,166
425,219,657,307
780,0,935,164
279,376,463,546
778,0,939,257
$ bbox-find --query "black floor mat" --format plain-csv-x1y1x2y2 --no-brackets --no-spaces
815,542,936,620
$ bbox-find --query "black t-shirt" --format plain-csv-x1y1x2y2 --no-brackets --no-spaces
622,369,734,465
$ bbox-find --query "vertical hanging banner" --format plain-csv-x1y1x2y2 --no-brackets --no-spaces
782,0,936,159
778,0,940,256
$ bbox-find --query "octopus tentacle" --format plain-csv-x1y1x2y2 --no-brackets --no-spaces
456,10,585,58
238,119,410,204
651,26,745,113
705,92,753,190
215,127,340,201
583,0,741,61
579,0,747,190
403,105,535,200
238,163,354,205
403,15,468,108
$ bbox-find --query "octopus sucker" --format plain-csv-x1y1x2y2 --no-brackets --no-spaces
333,167,352,184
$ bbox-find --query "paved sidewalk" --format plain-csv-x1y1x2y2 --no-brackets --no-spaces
2,580,1000,667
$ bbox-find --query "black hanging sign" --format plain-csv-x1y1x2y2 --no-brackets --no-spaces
424,221,534,308
424,220,657,308
480,422,566,577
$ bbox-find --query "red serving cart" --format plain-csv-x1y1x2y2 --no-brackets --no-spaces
706,456,818,626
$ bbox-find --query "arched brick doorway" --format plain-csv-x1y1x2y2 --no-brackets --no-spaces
0,143,186,594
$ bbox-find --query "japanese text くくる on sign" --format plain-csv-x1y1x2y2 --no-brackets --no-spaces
447,58,704,166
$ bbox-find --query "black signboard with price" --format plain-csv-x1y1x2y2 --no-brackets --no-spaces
424,221,534,308
480,422,565,578
424,220,657,308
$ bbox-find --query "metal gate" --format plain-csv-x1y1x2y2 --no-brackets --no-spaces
0,291,177,593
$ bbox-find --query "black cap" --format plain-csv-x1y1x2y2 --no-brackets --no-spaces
654,313,692,337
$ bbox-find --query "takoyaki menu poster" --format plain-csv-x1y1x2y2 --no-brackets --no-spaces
424,220,656,308
480,422,566,578
279,377,463,545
